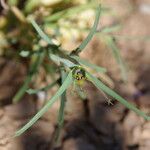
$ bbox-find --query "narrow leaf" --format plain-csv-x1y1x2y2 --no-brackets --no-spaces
71,5,101,54
105,36,127,81
113,35,150,40
29,18,54,45
71,55,106,73
14,71,73,137
50,54,77,68
13,52,45,103
98,24,122,34
13,76,31,103
54,70,67,143
27,80,58,94
86,72,150,120
45,3,97,22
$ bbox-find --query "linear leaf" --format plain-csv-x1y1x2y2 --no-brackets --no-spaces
113,35,150,40
45,3,97,22
105,36,127,81
71,55,106,73
27,80,58,94
86,71,150,120
50,54,77,67
13,52,45,103
98,24,122,34
71,5,101,54
54,70,67,143
29,18,54,45
14,71,73,137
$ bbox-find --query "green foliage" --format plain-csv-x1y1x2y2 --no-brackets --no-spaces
45,2,98,22
50,54,77,67
14,4,150,139
14,71,73,137
105,36,127,81
86,72,150,121
71,4,101,55
71,55,106,73
54,69,67,143
26,80,58,94
29,18,55,45
3,1,148,142
13,51,45,103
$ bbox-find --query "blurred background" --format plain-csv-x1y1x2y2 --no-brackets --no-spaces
0,0,150,150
